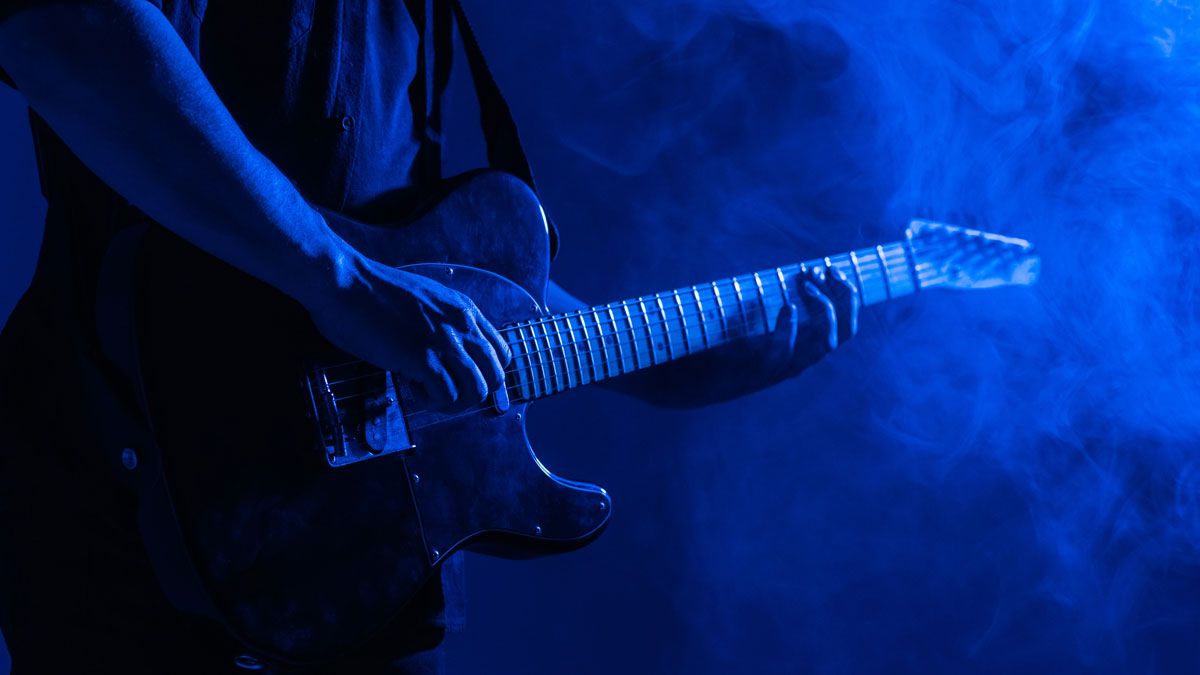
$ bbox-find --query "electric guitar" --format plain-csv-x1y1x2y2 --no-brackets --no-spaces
108,170,1040,664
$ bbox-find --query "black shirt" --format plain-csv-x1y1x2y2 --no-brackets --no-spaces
0,0,464,657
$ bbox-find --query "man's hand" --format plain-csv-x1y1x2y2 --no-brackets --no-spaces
751,262,860,383
549,263,859,408
1,2,515,412
309,256,512,412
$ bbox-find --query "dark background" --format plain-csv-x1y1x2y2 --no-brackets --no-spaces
4,1,1200,673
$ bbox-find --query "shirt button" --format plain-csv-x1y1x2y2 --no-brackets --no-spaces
339,115,355,132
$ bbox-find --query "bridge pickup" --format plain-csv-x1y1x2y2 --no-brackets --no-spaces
363,372,416,458
307,366,416,468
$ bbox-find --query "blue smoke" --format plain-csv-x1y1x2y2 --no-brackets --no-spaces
3,1,1198,672
446,1,1200,673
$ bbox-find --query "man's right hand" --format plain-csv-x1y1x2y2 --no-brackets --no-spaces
309,254,512,412
0,2,513,413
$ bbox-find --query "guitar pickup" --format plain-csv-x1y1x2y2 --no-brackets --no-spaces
307,367,416,468
363,372,416,457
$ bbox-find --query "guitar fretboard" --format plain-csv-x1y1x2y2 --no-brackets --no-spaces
501,240,938,403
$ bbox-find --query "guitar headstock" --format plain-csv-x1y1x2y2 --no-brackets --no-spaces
907,219,1041,291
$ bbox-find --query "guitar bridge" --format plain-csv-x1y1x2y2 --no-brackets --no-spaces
306,364,416,468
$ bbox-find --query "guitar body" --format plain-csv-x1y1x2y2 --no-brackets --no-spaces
130,171,611,663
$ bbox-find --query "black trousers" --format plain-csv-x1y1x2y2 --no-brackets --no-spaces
0,434,447,675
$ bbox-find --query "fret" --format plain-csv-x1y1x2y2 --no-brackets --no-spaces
691,285,710,349
902,231,922,293
880,243,916,297
655,294,675,360
848,250,865,296
672,290,692,355
564,314,589,386
576,312,601,383
507,328,532,400
852,249,888,306
875,244,892,300
516,324,543,399
775,267,790,309
711,280,728,342
605,304,627,374
827,254,855,288
621,301,642,370
536,319,562,394
752,272,770,332
590,309,614,378
550,316,576,390
637,297,660,366
732,277,749,337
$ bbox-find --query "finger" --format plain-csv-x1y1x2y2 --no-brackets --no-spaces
800,280,838,358
472,309,513,367
823,261,859,345
416,350,457,410
440,337,489,410
462,332,506,393
769,301,800,375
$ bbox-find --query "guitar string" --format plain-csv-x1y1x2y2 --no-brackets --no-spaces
322,262,943,390
327,265,950,399
327,270,956,436
332,270,953,421
323,247,932,373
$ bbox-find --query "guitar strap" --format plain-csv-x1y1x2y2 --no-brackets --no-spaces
25,2,558,655
421,0,560,256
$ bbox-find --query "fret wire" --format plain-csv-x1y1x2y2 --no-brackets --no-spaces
550,315,575,390
902,235,921,292
590,309,611,379
638,297,659,366
605,304,627,375
576,311,601,383
621,300,642,370
537,318,561,394
711,281,728,343
875,245,892,300
504,330,526,400
753,272,770,332
848,250,865,297
672,290,692,356
775,267,790,308
732,276,749,336
655,294,674,360
565,314,587,386
517,324,541,399
691,285,710,349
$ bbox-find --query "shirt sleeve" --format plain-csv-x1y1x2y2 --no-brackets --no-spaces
0,0,63,88
0,0,163,89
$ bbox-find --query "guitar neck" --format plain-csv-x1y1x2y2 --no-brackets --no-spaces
503,240,937,403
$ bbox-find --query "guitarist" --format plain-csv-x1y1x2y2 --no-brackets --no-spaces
0,1,858,672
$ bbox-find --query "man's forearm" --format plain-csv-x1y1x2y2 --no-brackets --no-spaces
0,0,352,308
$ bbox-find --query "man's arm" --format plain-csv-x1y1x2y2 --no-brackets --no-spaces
546,271,858,409
0,1,508,409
